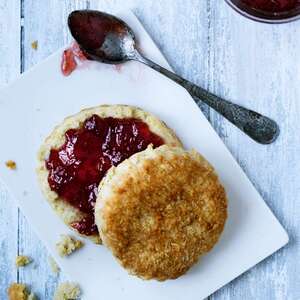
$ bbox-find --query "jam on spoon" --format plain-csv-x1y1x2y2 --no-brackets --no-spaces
46,115,164,235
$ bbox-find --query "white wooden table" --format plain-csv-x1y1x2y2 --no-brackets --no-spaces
1,1,299,299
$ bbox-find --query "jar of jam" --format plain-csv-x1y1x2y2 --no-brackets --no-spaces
225,0,300,23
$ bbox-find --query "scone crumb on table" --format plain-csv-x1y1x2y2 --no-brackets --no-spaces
15,255,31,267
31,40,38,50
48,256,60,274
7,283,35,300
5,160,17,170
56,235,84,257
53,282,81,300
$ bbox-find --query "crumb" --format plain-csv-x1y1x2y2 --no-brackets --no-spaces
31,41,38,50
8,283,28,300
15,255,31,267
53,282,81,300
6,160,16,170
48,256,60,274
56,235,83,257
7,283,36,300
15,256,31,267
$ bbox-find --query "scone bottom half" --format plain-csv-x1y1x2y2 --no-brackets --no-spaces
95,145,228,281
36,105,182,244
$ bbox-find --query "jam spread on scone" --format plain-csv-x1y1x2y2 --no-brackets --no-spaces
46,115,164,235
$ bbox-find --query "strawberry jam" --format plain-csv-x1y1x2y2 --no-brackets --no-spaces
240,0,299,12
229,0,300,21
46,115,164,235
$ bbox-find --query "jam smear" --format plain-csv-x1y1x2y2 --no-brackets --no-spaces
240,0,300,13
61,42,87,76
46,115,164,235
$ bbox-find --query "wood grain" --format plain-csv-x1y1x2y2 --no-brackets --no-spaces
0,0,299,299
0,1,20,299
209,2,300,299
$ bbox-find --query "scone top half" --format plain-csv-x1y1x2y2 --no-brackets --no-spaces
37,105,182,244
95,145,227,280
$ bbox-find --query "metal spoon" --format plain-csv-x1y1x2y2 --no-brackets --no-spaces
68,10,279,144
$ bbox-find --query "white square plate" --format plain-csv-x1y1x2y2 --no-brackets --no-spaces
0,10,288,300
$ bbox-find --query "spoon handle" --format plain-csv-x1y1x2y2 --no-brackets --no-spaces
134,53,279,144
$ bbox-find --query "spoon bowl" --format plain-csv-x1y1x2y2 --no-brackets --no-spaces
68,10,136,64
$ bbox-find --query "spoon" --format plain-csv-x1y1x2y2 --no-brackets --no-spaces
68,10,279,144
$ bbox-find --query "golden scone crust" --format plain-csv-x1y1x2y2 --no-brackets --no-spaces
37,105,182,244
95,145,227,280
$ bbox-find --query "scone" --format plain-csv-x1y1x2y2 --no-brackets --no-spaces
37,105,182,243
95,145,227,280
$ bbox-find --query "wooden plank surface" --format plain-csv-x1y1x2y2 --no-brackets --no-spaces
1,0,299,299
209,2,300,299
0,1,20,299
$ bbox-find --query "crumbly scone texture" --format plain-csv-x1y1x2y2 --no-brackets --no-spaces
95,145,227,281
15,255,31,267
56,235,84,257
8,283,28,300
53,282,81,300
36,104,182,244
6,160,17,170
